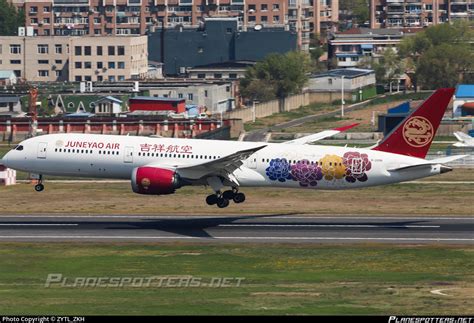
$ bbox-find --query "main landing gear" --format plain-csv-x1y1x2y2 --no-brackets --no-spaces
34,175,44,192
206,188,246,208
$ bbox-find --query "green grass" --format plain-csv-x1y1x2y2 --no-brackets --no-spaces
366,91,432,107
0,243,472,315
244,103,332,132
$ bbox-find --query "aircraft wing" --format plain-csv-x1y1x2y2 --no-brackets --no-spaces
283,123,359,145
174,145,267,182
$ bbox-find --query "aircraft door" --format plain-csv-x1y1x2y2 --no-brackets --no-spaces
37,142,48,159
124,146,134,163
247,154,257,169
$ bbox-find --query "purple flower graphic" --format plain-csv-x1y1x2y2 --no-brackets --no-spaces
291,159,323,187
266,158,293,182
343,151,372,183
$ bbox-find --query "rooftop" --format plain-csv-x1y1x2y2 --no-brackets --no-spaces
192,61,256,69
94,96,122,104
456,85,474,98
312,68,374,79
0,96,20,103
129,96,186,102
0,71,17,79
332,27,422,39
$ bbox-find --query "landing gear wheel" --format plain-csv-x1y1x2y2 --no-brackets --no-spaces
206,194,218,205
216,198,230,208
34,184,44,192
222,190,235,200
233,192,246,203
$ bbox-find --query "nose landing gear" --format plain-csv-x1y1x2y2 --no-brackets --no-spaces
34,175,44,192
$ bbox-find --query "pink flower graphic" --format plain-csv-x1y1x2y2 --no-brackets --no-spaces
343,152,372,183
291,159,323,187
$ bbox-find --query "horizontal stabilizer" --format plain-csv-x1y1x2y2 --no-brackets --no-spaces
387,155,467,172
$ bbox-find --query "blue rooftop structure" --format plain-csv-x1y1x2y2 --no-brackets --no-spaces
387,102,410,114
455,85,474,98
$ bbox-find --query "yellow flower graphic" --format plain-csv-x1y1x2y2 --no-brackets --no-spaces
319,154,346,180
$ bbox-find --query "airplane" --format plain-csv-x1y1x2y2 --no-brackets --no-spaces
1,88,466,208
453,131,474,147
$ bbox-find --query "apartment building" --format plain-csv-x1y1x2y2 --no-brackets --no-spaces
370,0,474,29
0,35,148,82
0,36,69,81
327,27,418,68
69,36,148,82
18,0,339,50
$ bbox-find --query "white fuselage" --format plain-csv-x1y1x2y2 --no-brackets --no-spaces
3,133,444,190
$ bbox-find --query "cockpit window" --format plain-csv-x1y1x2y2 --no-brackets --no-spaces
14,145,24,151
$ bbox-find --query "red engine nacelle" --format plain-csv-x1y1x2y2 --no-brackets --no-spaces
131,167,182,195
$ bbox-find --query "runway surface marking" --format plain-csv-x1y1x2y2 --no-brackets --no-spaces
218,224,441,228
0,224,78,226
430,289,457,296
0,235,472,242
0,215,471,244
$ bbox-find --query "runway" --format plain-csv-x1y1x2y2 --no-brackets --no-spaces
0,214,472,244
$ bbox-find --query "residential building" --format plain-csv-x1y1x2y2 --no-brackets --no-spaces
0,36,69,81
370,0,474,29
18,0,339,50
308,68,376,96
0,35,148,82
327,27,419,68
69,36,148,82
148,82,237,113
92,96,123,115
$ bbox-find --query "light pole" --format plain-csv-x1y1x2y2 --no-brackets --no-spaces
340,75,345,118
252,100,257,123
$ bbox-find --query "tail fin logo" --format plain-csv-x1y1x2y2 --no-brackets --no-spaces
402,116,433,148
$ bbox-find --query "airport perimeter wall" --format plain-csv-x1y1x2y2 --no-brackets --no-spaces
224,91,354,123
0,117,228,142
223,93,310,122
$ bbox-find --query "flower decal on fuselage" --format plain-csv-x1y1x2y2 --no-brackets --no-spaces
291,159,323,187
265,152,372,185
266,158,293,182
342,151,372,183
318,154,346,181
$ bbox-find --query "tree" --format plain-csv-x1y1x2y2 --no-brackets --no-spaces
0,0,24,36
398,21,474,90
416,44,474,88
372,48,404,87
240,51,311,101
340,0,369,25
